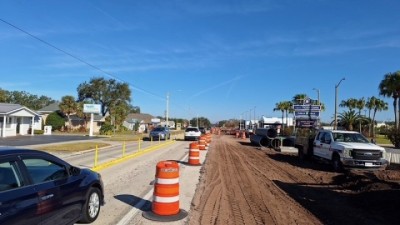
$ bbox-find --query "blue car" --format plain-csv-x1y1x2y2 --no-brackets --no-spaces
0,148,104,225
149,127,171,140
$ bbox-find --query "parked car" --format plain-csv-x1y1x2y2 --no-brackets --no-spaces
149,126,171,140
184,127,202,141
0,148,105,225
199,127,206,134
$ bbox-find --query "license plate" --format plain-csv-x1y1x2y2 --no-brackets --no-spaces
365,162,373,167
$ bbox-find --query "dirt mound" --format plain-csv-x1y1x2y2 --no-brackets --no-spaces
189,135,400,225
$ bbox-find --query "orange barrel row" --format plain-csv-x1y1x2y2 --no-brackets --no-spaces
198,136,206,150
152,161,180,216
188,142,200,165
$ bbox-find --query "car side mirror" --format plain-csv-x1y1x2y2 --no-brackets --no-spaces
70,166,81,176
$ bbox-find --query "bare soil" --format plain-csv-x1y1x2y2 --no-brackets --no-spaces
189,135,400,225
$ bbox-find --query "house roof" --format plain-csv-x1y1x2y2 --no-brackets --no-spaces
0,103,39,116
125,113,153,123
37,102,60,113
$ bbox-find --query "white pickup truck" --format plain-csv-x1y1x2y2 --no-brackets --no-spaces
295,129,388,171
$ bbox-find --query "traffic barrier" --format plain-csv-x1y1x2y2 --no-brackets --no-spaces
241,131,246,139
235,131,239,138
206,133,212,143
143,161,187,221
188,142,201,166
198,136,206,150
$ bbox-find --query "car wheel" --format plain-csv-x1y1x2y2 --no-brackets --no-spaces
332,154,343,172
80,187,101,223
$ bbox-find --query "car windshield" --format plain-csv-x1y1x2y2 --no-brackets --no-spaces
153,127,164,132
186,128,199,132
333,132,370,143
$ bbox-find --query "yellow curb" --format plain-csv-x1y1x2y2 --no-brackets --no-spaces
91,140,176,172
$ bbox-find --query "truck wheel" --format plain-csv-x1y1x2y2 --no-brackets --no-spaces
298,147,304,160
332,154,343,172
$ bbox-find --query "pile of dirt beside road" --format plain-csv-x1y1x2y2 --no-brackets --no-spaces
189,135,400,225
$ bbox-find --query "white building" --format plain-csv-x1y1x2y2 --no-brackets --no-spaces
259,116,294,127
0,103,40,137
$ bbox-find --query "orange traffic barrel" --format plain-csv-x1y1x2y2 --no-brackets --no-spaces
235,131,239,138
206,133,211,143
198,136,206,150
143,161,187,221
241,131,246,139
188,142,201,166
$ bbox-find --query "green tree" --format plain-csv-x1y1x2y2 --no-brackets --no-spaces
337,110,367,131
292,94,308,105
190,117,211,128
46,111,65,131
339,98,358,110
77,77,132,117
274,101,286,128
59,95,78,130
0,89,7,102
379,72,400,128
2,90,55,110
371,98,388,137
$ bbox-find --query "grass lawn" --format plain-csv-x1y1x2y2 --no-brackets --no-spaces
37,142,110,152
375,135,392,145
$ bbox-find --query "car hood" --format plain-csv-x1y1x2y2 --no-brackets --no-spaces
334,142,385,151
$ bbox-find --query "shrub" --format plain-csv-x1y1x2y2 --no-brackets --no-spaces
99,124,114,135
34,130,44,135
386,127,400,148
46,112,65,131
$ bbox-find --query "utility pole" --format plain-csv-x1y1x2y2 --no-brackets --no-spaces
334,78,345,130
166,92,169,128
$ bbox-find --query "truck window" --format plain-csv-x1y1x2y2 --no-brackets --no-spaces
323,133,332,144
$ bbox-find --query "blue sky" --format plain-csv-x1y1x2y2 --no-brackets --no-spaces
0,0,400,123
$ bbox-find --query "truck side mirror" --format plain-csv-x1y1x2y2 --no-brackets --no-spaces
371,138,376,144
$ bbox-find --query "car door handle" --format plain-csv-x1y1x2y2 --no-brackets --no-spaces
41,194,54,201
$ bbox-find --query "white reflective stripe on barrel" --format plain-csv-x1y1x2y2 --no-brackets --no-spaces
153,195,179,203
189,156,199,160
190,149,200,152
156,177,179,185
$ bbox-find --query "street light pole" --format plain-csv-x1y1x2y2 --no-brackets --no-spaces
313,88,320,105
334,78,345,130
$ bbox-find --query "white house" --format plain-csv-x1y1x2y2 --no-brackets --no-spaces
0,103,40,138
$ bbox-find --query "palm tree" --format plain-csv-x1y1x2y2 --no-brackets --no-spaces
339,98,358,110
366,96,377,136
292,94,308,105
274,102,286,128
59,95,78,130
282,101,293,127
379,72,400,128
337,110,366,131
371,99,388,137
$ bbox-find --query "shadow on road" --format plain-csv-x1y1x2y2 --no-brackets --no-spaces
114,194,151,211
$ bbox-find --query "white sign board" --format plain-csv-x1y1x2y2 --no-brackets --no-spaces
83,104,101,114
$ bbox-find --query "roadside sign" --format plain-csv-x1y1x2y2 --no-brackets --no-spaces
83,104,101,114
295,111,320,117
293,105,321,111
296,120,316,128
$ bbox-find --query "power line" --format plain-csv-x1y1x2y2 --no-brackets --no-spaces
0,17,163,101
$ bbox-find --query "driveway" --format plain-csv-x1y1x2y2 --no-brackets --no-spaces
0,135,103,147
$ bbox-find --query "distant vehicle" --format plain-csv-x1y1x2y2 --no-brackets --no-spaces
0,148,104,225
199,127,206,134
150,126,170,140
184,127,201,141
